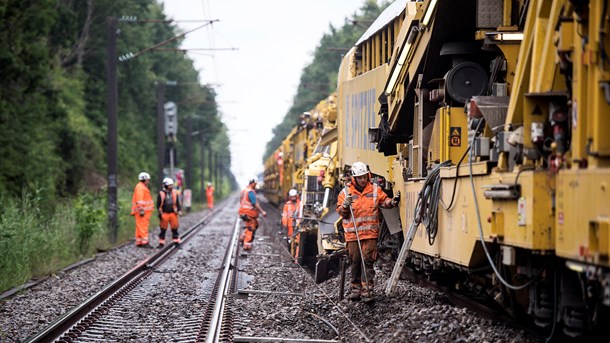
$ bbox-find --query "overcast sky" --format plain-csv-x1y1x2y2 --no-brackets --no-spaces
159,0,367,187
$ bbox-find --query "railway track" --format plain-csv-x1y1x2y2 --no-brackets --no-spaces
25,197,244,343
3,194,546,343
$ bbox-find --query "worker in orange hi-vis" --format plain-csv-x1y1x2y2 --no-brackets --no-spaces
281,188,301,244
206,182,215,209
238,177,267,251
131,172,155,248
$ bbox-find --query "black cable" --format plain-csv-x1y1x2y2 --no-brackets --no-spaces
444,145,471,211
413,161,452,245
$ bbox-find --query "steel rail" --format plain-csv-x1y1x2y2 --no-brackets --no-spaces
203,213,241,343
24,199,231,343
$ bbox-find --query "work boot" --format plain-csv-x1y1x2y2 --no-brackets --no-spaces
361,287,374,303
141,243,154,249
348,286,361,301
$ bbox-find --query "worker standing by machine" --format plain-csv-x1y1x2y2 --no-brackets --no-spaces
337,162,399,302
157,177,182,248
281,188,301,244
238,177,267,251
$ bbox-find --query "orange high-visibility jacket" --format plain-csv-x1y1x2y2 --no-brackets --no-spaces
131,182,154,215
281,198,301,228
238,186,259,219
206,185,214,198
336,182,392,242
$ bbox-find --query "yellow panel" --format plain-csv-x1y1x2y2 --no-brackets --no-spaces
337,64,391,178
556,169,610,267
408,170,496,268
490,171,554,250
589,218,609,260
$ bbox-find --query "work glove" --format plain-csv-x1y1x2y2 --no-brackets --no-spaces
342,194,353,209
178,211,183,216
392,191,401,206
139,209,145,217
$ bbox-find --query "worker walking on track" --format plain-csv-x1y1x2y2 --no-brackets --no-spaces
157,177,183,248
206,182,215,209
336,162,400,302
281,188,301,244
238,177,267,251
131,172,155,248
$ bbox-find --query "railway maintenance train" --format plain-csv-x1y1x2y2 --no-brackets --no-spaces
264,0,610,339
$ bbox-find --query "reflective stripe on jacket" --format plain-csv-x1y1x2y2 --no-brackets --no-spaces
281,199,301,227
337,182,389,242
131,182,154,215
238,186,258,218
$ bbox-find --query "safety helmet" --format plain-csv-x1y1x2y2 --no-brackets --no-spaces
207,182,212,186
289,189,298,197
350,162,369,177
138,172,151,181
163,177,174,186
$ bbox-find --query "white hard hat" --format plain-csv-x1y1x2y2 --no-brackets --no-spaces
289,189,298,197
163,177,174,186
350,162,369,177
138,172,151,180
207,182,212,186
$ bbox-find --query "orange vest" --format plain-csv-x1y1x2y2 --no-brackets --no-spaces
337,182,388,242
131,182,154,215
238,186,258,218
281,198,301,227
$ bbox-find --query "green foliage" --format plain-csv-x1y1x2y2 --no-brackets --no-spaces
263,0,387,161
0,189,76,292
73,192,105,254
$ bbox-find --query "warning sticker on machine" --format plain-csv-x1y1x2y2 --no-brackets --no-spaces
450,127,461,147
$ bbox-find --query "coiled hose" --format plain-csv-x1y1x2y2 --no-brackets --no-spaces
413,161,452,245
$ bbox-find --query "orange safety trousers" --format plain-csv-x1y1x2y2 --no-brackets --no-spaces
135,212,152,245
206,187,214,209
240,216,258,250
159,212,180,245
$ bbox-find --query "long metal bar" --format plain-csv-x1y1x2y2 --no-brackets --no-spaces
233,337,339,343
204,215,241,343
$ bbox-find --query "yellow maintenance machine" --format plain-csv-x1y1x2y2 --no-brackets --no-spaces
370,0,610,339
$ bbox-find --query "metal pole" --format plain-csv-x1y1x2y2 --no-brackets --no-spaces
339,256,346,301
344,186,371,294
185,115,192,190
208,146,213,188
106,17,118,243
156,82,165,189
200,136,205,202
169,144,175,181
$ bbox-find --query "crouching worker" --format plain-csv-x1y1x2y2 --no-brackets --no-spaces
157,177,183,248
238,177,267,250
